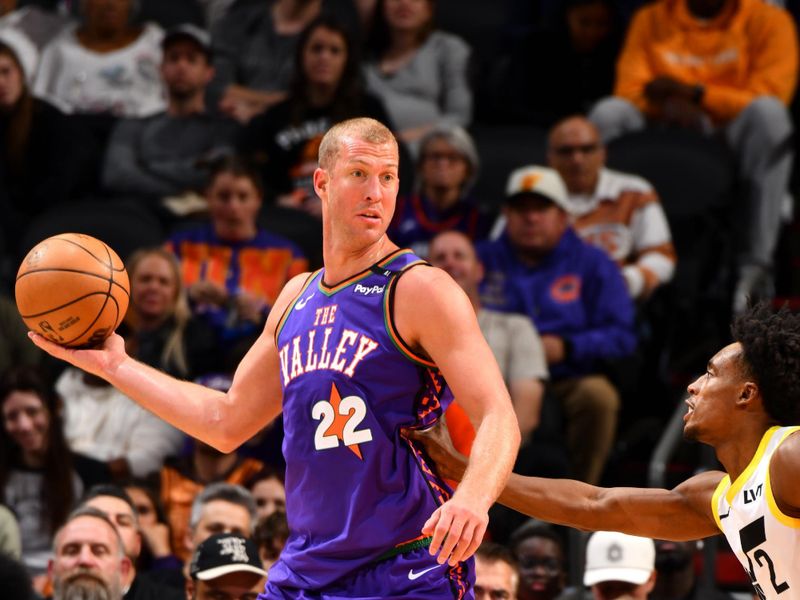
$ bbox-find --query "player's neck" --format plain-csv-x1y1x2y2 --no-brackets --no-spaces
322,235,398,284
715,423,774,482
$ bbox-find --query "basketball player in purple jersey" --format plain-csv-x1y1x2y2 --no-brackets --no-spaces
30,118,520,598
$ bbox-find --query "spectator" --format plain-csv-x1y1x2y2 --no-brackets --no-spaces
239,15,394,215
186,484,256,553
252,510,288,572
49,506,131,600
0,0,70,52
0,504,20,559
102,24,238,210
56,367,183,479
82,484,183,600
651,540,734,600
185,533,267,600
33,0,165,118
509,520,579,600
119,248,220,380
210,0,359,123
547,116,675,301
364,0,472,151
123,479,175,573
0,294,42,374
474,542,520,600
149,483,257,591
167,157,308,362
588,0,798,314
584,531,656,600
0,367,98,583
390,125,492,257
160,438,263,563
488,0,621,126
245,467,286,520
478,166,636,484
428,230,547,442
0,36,96,251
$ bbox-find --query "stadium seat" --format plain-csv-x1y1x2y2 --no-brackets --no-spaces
19,199,166,264
469,123,548,210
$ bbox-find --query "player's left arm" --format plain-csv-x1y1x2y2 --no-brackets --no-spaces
393,266,520,566
768,430,800,518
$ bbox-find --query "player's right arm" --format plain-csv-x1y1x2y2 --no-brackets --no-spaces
408,421,724,541
29,273,311,453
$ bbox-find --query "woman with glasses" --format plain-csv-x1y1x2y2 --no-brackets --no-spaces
388,123,492,257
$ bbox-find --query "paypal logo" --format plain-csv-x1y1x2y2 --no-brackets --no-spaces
354,284,385,295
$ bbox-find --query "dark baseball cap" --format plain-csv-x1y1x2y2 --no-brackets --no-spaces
189,533,267,581
162,24,212,59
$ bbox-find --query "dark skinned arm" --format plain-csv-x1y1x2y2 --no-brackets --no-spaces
406,421,725,542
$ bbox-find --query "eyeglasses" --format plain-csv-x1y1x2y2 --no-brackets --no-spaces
423,152,465,164
551,143,600,157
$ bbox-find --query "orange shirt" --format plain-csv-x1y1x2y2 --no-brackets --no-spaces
615,0,798,122
160,457,264,561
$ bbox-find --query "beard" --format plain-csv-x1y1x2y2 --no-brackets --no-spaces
53,571,121,600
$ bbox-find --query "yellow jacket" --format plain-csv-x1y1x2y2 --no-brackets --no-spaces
614,0,798,122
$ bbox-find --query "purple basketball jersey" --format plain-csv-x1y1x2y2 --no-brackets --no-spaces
268,249,462,593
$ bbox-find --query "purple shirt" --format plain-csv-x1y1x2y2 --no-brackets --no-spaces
269,249,455,590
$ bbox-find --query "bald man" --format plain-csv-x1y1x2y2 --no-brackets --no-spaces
547,116,675,301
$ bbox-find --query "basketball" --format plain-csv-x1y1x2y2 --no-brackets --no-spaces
15,233,130,348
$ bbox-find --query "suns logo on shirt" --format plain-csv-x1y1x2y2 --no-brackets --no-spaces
550,274,581,303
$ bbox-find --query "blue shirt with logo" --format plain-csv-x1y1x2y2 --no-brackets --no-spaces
477,229,636,380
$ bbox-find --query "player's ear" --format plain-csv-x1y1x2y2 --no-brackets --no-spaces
738,381,758,407
313,167,329,200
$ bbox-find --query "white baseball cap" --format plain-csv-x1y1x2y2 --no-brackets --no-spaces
583,531,655,586
505,165,572,213
0,29,38,84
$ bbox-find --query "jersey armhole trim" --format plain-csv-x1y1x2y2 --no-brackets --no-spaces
383,261,437,368
274,270,320,344
765,426,800,529
725,425,781,505
711,475,730,532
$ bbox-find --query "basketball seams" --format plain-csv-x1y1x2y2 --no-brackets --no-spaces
16,268,130,298
54,235,126,273
60,239,115,346
18,291,118,319
61,293,120,347
16,233,130,348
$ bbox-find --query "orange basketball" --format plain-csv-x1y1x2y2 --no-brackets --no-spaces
15,233,130,348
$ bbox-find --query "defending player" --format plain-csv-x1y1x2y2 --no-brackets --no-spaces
30,118,520,598
410,303,800,600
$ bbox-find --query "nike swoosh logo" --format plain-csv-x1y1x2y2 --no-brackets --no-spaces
408,565,441,580
294,293,314,310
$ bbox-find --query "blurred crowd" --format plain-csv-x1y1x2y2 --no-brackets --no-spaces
0,0,798,597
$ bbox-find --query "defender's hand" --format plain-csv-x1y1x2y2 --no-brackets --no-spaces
404,420,467,482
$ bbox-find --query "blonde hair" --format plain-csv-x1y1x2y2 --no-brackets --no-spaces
126,247,192,377
318,117,398,170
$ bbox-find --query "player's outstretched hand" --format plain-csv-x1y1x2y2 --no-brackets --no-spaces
28,331,129,379
423,493,488,566
404,421,468,482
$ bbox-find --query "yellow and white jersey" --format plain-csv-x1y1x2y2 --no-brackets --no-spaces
712,425,800,600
